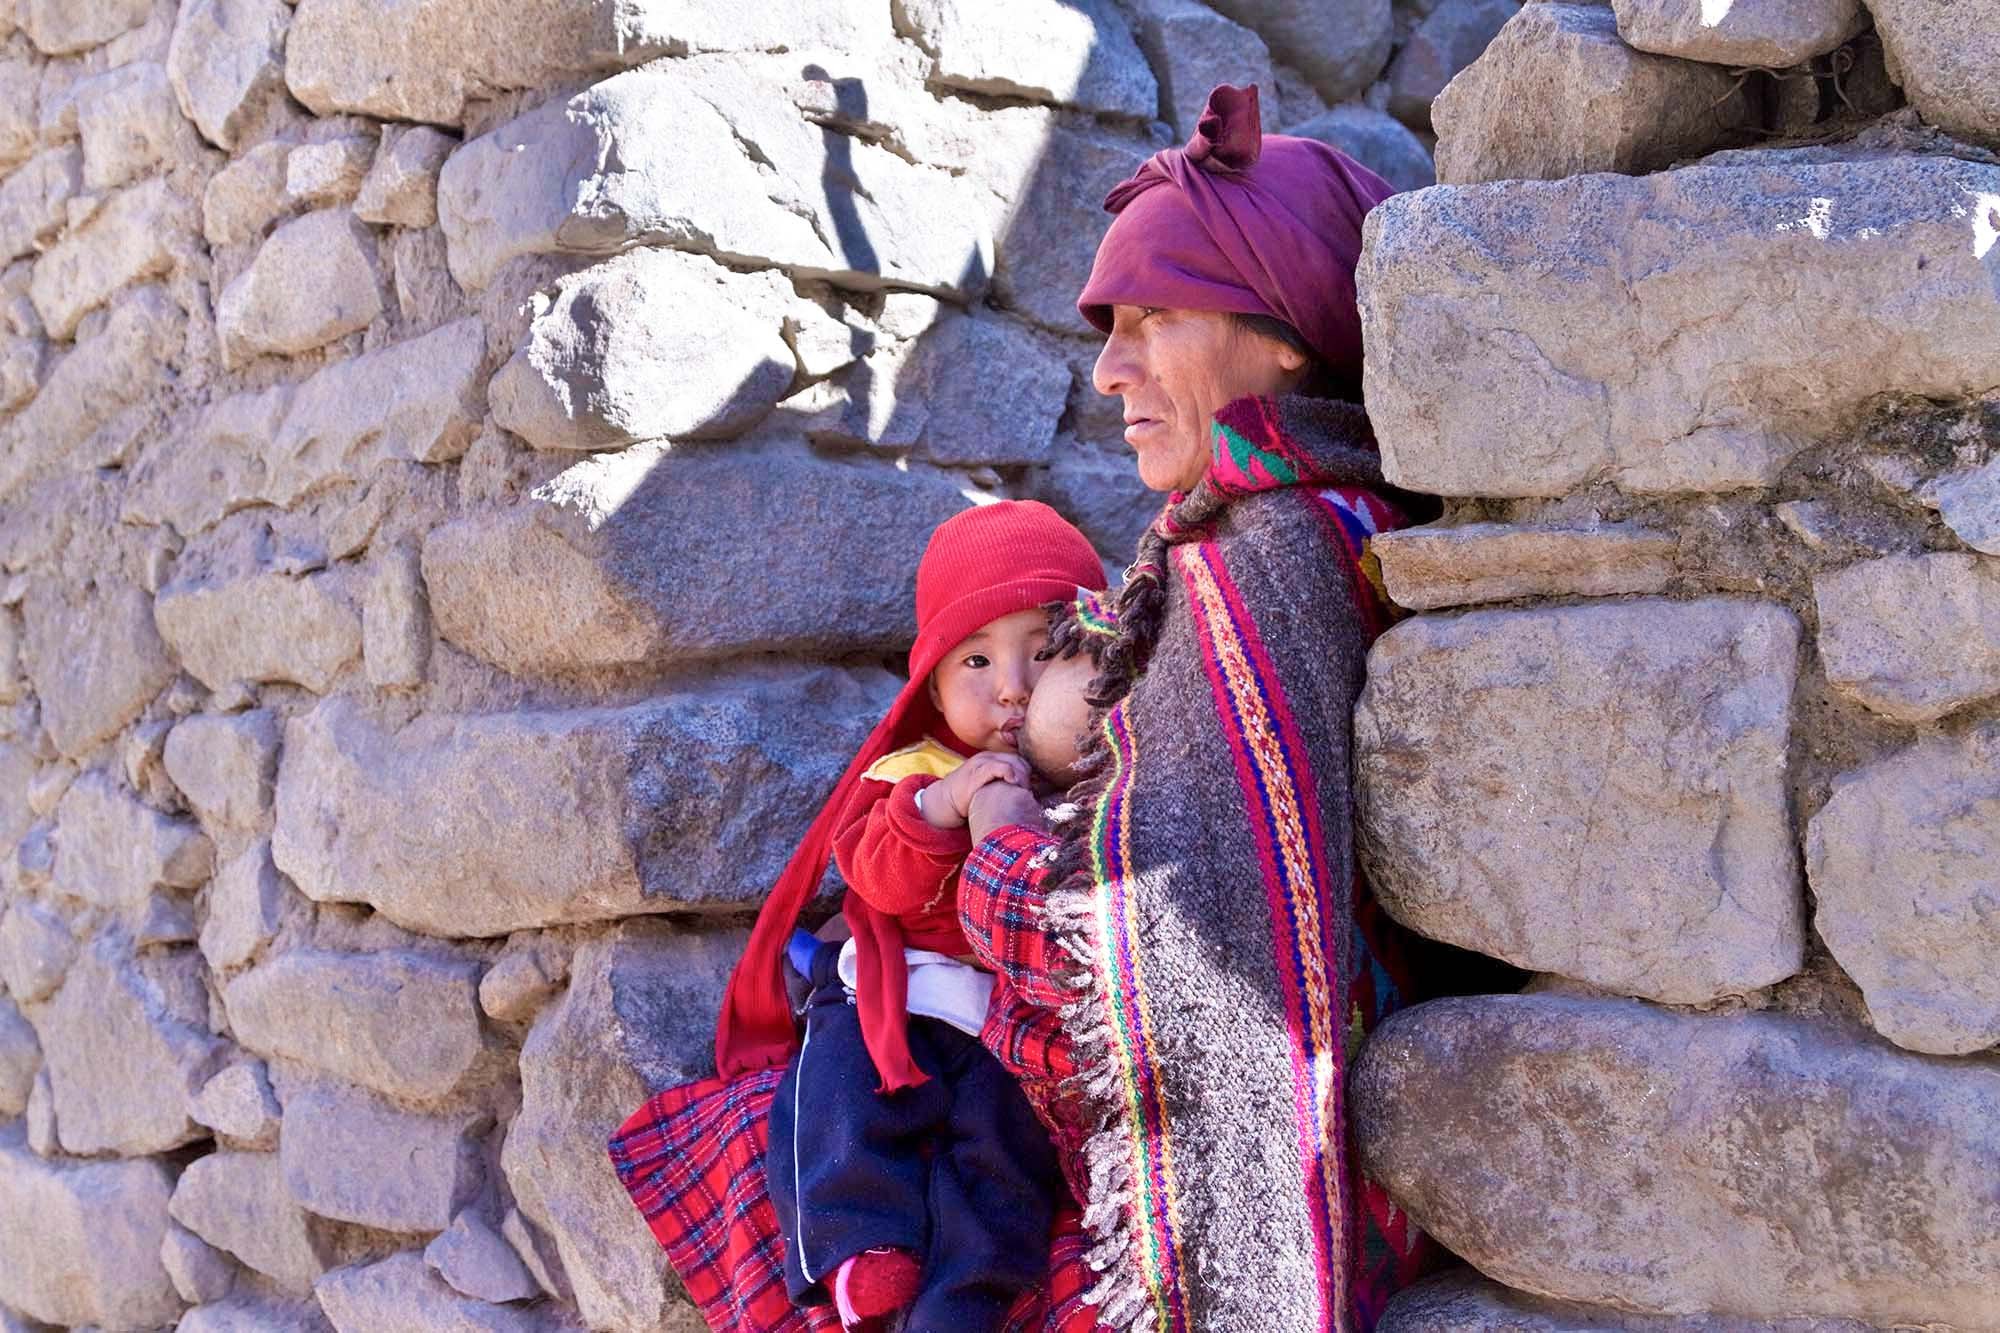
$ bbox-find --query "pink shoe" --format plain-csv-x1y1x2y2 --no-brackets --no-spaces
832,1247,920,1331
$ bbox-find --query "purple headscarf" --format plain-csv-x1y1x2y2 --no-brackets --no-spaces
1077,84,1393,377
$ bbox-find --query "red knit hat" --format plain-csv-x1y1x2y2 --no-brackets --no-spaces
716,501,1103,1090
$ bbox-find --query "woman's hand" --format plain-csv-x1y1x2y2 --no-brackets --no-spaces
967,779,1047,845
921,752,1031,829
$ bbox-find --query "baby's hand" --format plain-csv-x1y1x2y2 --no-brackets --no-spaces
922,752,1030,829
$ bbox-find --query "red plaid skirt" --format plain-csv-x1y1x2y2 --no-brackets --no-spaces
609,1068,1106,1332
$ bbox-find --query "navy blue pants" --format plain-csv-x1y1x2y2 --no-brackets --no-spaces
766,948,1063,1329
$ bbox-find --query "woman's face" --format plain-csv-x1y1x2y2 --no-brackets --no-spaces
1092,306,1308,492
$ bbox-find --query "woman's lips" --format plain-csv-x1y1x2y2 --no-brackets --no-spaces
1124,417,1161,445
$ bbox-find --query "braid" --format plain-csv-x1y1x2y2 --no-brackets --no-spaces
1084,481,1226,710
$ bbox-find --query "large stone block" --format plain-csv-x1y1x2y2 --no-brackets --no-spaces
169,1151,332,1295
155,570,362,693
1813,553,2000,723
29,177,185,341
1808,726,2000,1055
1372,522,1676,610
1867,0,2000,145
74,63,182,192
437,59,991,297
33,936,217,1156
1288,105,1436,194
163,711,282,837
168,0,290,150
20,0,152,54
53,772,213,910
277,1079,485,1233
899,0,1156,117
5,285,183,479
489,249,798,450
1381,1269,1883,1332
22,574,174,757
990,124,1149,337
0,145,82,264
1387,0,1520,131
421,444,966,673
353,125,456,228
1355,994,2000,1326
199,839,293,972
1358,155,2000,496
216,209,383,367
1610,0,1864,67
1433,4,1753,184
425,1209,539,1304
1207,0,1394,101
0,900,74,1004
315,1251,559,1333
0,1123,181,1328
201,142,290,247
1131,0,1273,139
503,921,736,1331
1355,599,1802,1003
222,948,482,1101
271,672,886,937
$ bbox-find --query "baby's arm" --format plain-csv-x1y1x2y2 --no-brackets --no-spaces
831,776,972,917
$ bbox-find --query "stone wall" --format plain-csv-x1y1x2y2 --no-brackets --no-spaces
0,1,1509,1330
1350,2,2000,1328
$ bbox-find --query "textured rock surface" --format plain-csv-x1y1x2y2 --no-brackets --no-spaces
354,126,455,228
74,63,181,192
1808,726,2000,1055
315,1250,557,1333
30,178,185,340
1130,0,1273,139
52,771,212,909
223,948,482,1100
155,571,362,693
0,997,36,1116
990,125,1148,337
426,1210,540,1304
278,1079,486,1233
1381,1268,1884,1331
22,574,174,757
1609,0,1864,67
216,209,382,367
0,901,73,1004
199,839,292,971
168,0,290,150
1388,0,1520,130
1372,522,1676,610
1356,599,1802,1002
1288,105,1436,193
899,0,1156,117
1359,155,2000,496
187,1061,282,1147
1813,553,2000,723
1356,994,2000,1326
161,1220,237,1305
164,711,282,837
169,1151,332,1295
1208,0,1394,100
1867,0,2000,145
503,921,736,1331
1433,3,1753,184
1928,456,2000,555
422,445,968,673
0,1125,181,1328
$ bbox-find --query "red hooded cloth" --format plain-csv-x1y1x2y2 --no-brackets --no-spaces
715,500,1103,1093
1077,83,1394,379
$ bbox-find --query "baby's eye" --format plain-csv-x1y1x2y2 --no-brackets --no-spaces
962,653,990,669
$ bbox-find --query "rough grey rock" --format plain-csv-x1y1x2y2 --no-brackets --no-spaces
1356,599,1803,1003
0,901,74,1004
272,672,886,936
163,711,282,837
187,1060,282,1147
990,124,1149,336
1131,0,1274,138
0,146,83,265
1928,456,2000,555
899,0,1156,117
316,1251,558,1333
501,1206,573,1304
168,0,290,150
24,1068,54,1155
170,1150,331,1295
795,310,1070,466
29,177,185,341
20,0,152,54
35,936,218,1156
1029,440,1164,561
1808,726,2000,1055
354,125,456,228
201,142,290,247
1380,1268,1884,1331
478,949,561,1024
52,772,213,910
437,60,991,297
1388,0,1520,130
488,249,798,450
0,1123,180,1327
1867,0,2000,145
1372,522,1677,609
74,62,182,192
1208,0,1395,101
0,64,35,174
161,1220,237,1305
216,209,383,367
154,571,362,693
21,575,174,757
1814,553,2000,723
175,1299,333,1333
278,1079,486,1232
199,838,292,971
504,921,738,1331
1358,155,2000,497
1287,104,1436,192
1433,4,1754,184
284,138,374,209
363,545,429,689
1610,0,1864,67
421,444,966,673
425,1210,540,1304
3,285,183,485
0,995,37,1116
223,947,483,1100
1355,994,2000,1326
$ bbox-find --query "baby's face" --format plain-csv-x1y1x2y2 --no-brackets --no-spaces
1019,651,1097,790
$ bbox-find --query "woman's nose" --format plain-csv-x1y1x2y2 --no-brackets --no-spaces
1093,332,1139,398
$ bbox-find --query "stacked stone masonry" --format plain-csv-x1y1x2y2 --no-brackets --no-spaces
0,0,1985,1329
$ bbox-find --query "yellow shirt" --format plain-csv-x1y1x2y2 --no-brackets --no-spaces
861,738,965,785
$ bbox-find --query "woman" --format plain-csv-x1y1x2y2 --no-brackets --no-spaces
612,83,1432,1332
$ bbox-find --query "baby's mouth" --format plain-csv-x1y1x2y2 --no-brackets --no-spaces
999,717,1024,746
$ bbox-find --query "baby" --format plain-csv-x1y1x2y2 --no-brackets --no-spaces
720,501,1104,1332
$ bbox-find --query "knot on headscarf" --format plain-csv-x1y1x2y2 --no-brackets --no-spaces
1078,82,1394,379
